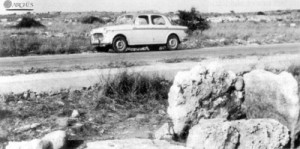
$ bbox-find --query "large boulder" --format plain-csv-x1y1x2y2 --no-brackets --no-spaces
167,64,245,138
244,70,300,146
41,130,67,149
187,119,290,149
5,139,50,149
86,138,190,149
5,130,67,149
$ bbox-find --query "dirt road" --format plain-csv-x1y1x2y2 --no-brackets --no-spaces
1,43,300,94
1,43,300,71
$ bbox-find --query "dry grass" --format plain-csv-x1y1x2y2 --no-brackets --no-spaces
0,18,101,57
1,12,300,57
182,22,300,49
0,71,171,141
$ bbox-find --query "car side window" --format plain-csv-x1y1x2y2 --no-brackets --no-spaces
137,15,149,25
117,15,134,24
151,15,166,25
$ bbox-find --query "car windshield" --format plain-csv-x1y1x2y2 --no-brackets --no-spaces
116,15,135,25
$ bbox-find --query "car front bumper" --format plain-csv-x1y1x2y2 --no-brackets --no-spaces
90,33,113,47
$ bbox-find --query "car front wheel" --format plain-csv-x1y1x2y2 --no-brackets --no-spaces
166,35,179,50
112,36,127,53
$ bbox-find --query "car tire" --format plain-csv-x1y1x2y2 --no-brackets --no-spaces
166,34,179,50
148,45,160,51
112,36,127,53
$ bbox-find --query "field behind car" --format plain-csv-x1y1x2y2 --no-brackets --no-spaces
0,10,300,57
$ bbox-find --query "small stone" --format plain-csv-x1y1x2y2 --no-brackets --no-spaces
56,117,69,128
30,123,41,129
15,125,31,133
29,92,36,99
71,110,80,118
234,77,244,91
56,101,65,106
71,123,84,132
235,91,244,99
23,92,29,99
155,123,173,140
158,110,166,115
135,114,147,120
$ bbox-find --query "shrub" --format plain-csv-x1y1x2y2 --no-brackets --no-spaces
81,16,105,24
101,71,171,104
257,11,266,15
177,7,210,33
15,17,44,28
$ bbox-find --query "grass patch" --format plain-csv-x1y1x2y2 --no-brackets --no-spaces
101,71,171,102
0,61,148,76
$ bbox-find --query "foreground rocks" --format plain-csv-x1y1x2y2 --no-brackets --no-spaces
244,69,300,146
6,130,67,149
86,138,189,149
167,64,245,138
187,119,290,149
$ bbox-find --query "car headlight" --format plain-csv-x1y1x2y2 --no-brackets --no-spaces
93,33,104,41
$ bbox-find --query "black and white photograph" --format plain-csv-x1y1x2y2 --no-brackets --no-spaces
0,0,300,148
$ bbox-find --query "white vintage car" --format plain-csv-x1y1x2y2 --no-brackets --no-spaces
90,13,188,52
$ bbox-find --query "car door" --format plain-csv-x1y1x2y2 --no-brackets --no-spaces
150,15,169,44
130,15,153,45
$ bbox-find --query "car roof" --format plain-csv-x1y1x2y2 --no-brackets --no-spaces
120,13,165,17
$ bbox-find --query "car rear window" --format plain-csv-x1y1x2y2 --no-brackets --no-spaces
137,15,149,25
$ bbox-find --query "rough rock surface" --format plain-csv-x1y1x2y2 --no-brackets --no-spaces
154,123,173,140
86,138,190,149
6,130,67,149
244,70,300,142
5,139,50,149
41,130,67,149
187,119,290,149
167,64,245,138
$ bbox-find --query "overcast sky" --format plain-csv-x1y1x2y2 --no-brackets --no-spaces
1,0,300,14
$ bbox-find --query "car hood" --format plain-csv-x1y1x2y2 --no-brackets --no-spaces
90,24,134,34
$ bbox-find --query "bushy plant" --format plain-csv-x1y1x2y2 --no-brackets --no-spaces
257,11,266,15
101,71,171,103
15,17,44,28
177,7,210,33
81,16,105,24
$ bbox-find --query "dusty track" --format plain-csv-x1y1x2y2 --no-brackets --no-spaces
0,43,300,71
1,43,300,94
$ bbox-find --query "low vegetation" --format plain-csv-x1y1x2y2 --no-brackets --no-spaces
177,7,210,33
0,61,148,76
0,71,171,141
15,17,44,28
160,57,206,63
81,16,105,24
0,10,299,57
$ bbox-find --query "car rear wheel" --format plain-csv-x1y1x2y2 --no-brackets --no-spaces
112,36,127,53
166,34,179,50
148,45,160,51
